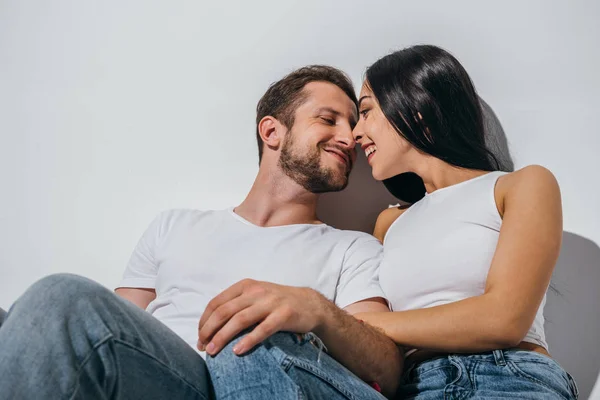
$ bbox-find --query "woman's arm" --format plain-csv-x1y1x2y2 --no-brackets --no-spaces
358,165,562,352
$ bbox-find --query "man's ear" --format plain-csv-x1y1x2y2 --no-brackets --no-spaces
258,116,285,150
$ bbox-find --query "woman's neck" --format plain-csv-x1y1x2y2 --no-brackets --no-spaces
410,156,490,195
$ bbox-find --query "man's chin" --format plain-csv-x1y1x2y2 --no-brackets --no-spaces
327,161,351,176
320,162,351,181
329,172,350,192
313,179,348,193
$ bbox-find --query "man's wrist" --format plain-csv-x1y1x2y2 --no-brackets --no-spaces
308,289,338,337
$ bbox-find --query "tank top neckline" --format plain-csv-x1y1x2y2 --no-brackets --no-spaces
424,171,500,198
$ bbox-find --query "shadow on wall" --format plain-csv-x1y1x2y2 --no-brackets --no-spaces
317,146,396,232
546,232,600,400
317,99,600,397
480,98,513,172
318,96,514,232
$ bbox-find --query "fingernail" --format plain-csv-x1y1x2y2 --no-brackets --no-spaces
197,341,205,351
233,344,243,355
206,342,215,354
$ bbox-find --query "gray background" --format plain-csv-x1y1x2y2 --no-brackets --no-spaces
1,0,598,398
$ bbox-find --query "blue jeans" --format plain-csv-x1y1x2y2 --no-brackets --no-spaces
0,274,385,399
399,350,579,399
208,331,386,400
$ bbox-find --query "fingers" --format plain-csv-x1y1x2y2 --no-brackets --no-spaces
197,280,303,356
198,280,252,330
203,305,269,356
233,309,292,356
197,295,253,351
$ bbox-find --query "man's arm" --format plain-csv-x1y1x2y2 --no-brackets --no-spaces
115,287,156,310
197,280,402,398
116,212,167,310
315,297,403,398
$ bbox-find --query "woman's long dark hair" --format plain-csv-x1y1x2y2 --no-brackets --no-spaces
366,45,500,203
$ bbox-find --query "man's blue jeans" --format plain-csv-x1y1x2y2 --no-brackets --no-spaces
0,274,385,399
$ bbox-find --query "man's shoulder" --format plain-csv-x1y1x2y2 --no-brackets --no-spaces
321,223,378,239
320,225,382,251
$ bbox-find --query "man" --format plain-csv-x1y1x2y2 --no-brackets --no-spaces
0,66,402,399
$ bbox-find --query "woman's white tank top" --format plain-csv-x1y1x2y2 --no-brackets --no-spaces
380,171,548,350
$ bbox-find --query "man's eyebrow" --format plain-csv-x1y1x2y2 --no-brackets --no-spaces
358,95,371,109
314,107,341,115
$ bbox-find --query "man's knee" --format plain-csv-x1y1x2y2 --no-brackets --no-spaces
207,331,296,370
14,273,110,319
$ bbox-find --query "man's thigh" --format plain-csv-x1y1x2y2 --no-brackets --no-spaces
208,331,386,400
0,274,211,399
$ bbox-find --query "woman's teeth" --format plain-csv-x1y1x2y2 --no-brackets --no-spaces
365,145,377,157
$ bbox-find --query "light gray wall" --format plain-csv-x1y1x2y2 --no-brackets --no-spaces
1,0,598,397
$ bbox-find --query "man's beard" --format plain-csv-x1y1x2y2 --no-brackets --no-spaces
278,131,351,194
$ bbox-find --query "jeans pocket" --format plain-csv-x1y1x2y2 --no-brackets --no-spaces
410,365,455,383
399,363,457,399
507,359,575,399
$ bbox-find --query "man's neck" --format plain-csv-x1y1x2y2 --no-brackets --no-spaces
234,167,321,227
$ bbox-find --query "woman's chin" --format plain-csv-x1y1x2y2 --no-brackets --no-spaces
371,163,402,181
371,169,387,182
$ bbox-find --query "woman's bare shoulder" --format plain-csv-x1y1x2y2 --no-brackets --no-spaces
495,165,559,217
373,205,411,243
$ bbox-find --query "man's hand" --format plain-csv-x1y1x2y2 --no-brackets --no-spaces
197,279,326,356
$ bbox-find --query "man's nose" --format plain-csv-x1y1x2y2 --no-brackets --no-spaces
335,126,356,149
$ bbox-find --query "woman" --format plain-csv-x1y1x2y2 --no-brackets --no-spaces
353,45,578,399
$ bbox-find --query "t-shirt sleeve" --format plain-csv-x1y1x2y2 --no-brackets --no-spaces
117,212,166,289
334,235,387,309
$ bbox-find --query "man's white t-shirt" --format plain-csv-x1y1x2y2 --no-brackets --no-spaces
119,208,385,353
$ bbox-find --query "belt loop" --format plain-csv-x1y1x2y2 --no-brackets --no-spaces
492,349,506,366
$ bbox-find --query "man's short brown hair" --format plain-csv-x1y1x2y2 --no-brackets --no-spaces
255,65,358,164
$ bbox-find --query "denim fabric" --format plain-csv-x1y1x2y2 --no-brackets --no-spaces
399,350,579,400
0,274,386,399
208,330,386,400
0,274,212,399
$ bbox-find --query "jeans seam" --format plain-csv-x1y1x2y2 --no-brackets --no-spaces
290,358,358,400
567,372,579,399
506,361,570,400
298,389,307,400
68,333,114,400
469,362,478,392
69,335,208,400
410,365,451,381
444,357,465,400
113,338,209,400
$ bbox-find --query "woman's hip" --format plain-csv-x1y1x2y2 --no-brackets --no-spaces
399,349,578,399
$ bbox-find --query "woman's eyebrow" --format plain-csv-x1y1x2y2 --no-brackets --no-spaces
358,96,371,108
